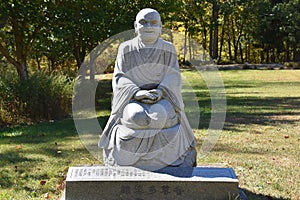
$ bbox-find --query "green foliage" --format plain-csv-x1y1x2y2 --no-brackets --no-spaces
0,72,20,125
0,71,73,126
1,0,300,81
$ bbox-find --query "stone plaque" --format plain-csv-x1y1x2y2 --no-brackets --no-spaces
63,166,240,200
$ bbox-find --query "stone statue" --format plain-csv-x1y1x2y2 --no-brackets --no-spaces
99,8,196,170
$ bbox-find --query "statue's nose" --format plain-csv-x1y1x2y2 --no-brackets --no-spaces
144,22,151,27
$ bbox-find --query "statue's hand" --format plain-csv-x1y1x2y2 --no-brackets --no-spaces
149,89,163,102
134,89,163,104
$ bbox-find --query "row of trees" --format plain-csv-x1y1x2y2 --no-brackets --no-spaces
1,0,299,81
175,0,300,64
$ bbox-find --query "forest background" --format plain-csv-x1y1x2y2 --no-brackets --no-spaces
0,0,299,125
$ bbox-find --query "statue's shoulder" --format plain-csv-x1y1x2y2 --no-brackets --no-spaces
118,38,138,52
159,38,173,46
158,38,176,53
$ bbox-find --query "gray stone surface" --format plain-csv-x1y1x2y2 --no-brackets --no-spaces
99,8,197,169
63,166,240,200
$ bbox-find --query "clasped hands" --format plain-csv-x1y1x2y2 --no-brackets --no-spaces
134,89,163,104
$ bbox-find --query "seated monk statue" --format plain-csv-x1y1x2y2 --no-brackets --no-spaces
99,8,197,170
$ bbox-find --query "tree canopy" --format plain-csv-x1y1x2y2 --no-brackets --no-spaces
0,0,299,80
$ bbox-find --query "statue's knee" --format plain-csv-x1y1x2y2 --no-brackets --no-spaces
157,99,177,119
158,99,174,112
122,103,150,128
131,110,150,127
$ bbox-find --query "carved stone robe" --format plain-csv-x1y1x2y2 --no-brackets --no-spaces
99,37,196,170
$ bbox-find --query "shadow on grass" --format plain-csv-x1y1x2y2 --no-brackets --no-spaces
0,118,104,190
242,188,290,200
185,92,300,130
0,115,108,162
224,96,300,130
0,119,76,143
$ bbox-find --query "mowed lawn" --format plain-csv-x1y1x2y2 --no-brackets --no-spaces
0,69,299,199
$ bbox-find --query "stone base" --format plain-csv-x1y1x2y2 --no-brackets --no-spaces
62,166,244,200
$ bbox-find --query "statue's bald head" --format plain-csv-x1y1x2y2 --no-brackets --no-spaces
134,8,162,45
135,8,161,23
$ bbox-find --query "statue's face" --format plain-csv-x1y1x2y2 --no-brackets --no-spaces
135,9,162,45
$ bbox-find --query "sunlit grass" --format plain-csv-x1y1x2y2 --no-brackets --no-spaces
0,69,299,199
0,120,102,199
183,69,300,199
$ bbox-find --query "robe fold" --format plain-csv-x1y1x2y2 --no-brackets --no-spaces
99,37,196,170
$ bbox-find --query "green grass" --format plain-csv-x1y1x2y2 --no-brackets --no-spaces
0,120,102,199
1,69,299,199
182,70,300,199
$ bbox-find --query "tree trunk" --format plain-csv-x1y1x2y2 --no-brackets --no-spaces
0,43,28,81
245,41,250,62
260,43,265,63
293,44,300,61
189,35,192,62
239,41,244,63
36,53,41,71
74,45,83,69
16,63,29,81
285,42,290,62
218,18,226,64
209,26,213,58
202,25,207,50
266,45,270,63
72,32,87,70
9,17,29,80
228,35,232,61
213,28,218,60
210,1,219,60
271,48,276,63
212,8,219,59
184,29,187,63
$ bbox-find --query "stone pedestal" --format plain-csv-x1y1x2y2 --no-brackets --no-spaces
63,166,241,200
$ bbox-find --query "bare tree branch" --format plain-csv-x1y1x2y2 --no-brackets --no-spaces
0,41,19,67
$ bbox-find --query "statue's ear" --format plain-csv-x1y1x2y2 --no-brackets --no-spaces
134,21,138,33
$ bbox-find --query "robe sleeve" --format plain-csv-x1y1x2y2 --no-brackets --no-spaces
158,43,196,145
111,43,140,115
99,43,140,148
158,43,184,112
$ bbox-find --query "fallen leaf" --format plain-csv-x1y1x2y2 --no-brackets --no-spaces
44,192,50,199
38,133,45,137
40,180,47,186
16,145,22,150
56,180,65,191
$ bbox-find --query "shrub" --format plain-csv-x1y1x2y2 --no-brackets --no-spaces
0,73,22,126
0,72,73,127
284,62,300,69
72,76,98,112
